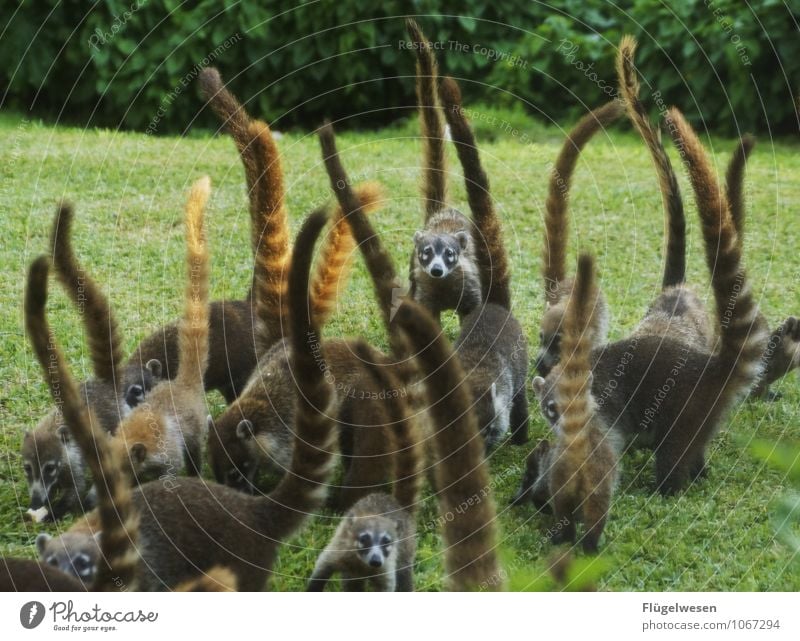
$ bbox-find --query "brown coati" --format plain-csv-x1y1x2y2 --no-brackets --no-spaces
533,108,768,495
394,299,502,591
32,209,339,591
20,204,160,522
0,257,139,592
110,177,212,484
307,341,420,592
536,100,624,377
531,255,620,552
617,35,713,350
723,134,800,399
435,76,529,447
405,19,482,322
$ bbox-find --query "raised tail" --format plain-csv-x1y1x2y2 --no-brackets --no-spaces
261,208,338,541
352,340,421,514
666,109,766,388
24,257,139,591
406,18,447,219
394,300,501,591
176,177,211,392
725,134,756,242
617,36,685,288
438,76,511,310
248,119,291,350
556,254,598,442
310,182,384,325
543,100,625,301
49,203,124,386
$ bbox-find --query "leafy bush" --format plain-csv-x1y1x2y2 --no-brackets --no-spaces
1,0,797,134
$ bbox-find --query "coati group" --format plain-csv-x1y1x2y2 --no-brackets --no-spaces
3,23,798,591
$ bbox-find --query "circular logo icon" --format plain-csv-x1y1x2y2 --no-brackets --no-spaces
20,601,45,629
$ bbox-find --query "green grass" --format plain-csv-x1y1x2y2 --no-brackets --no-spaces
1,109,799,591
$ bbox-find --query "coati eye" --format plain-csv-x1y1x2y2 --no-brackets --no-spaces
43,463,57,477
46,556,58,567
545,401,558,419
421,247,431,258
380,534,392,547
357,532,372,547
446,248,455,260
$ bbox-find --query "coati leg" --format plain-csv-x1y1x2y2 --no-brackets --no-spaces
655,449,691,496
509,387,530,445
396,564,414,592
551,496,578,546
689,452,708,480
581,493,609,554
183,438,203,477
343,576,366,592
307,557,336,591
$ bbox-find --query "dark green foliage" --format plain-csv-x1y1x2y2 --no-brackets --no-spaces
1,1,797,134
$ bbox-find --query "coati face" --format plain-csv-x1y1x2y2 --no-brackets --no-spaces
351,516,396,569
765,316,800,382
511,440,553,512
123,359,163,412
21,420,83,521
36,531,101,585
414,230,469,279
532,375,560,428
114,409,176,484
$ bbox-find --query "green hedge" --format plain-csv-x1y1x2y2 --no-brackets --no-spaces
1,0,798,135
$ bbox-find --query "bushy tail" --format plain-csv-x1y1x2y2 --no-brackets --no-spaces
24,257,139,592
261,209,338,541
439,76,511,310
406,18,447,220
556,254,598,445
394,300,500,591
176,177,211,392
352,340,421,514
666,109,766,387
247,120,291,350
174,567,238,592
49,204,124,385
725,134,756,243
617,36,685,288
543,100,625,301
310,182,384,325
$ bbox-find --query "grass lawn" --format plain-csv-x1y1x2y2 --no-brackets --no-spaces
0,107,798,591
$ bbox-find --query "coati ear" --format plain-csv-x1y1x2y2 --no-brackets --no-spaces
413,231,423,245
236,419,255,440
145,358,163,380
35,533,52,556
531,376,546,399
131,443,147,464
455,230,469,249
56,425,70,444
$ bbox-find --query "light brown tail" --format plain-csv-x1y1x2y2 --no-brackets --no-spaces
395,300,501,591
406,18,447,220
617,36,685,288
439,76,511,310
176,177,211,392
543,100,625,301
24,257,139,591
49,204,124,386
725,134,756,243
310,182,384,325
666,109,766,389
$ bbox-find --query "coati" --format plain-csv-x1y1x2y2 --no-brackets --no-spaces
405,19,482,322
617,35,713,350
536,100,624,377
109,176,212,483
436,76,529,447
0,257,139,592
307,342,420,592
394,299,502,591
532,108,768,495
723,134,800,399
534,255,620,552
20,204,158,522
32,209,339,591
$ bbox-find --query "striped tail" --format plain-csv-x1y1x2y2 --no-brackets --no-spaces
438,76,511,310
352,340,421,514
543,100,624,301
310,182,384,325
616,36,686,288
666,109,767,389
261,208,338,541
176,177,211,392
725,134,756,243
556,254,598,445
406,19,447,220
49,203,124,386
24,257,139,592
248,120,291,350
394,300,501,591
